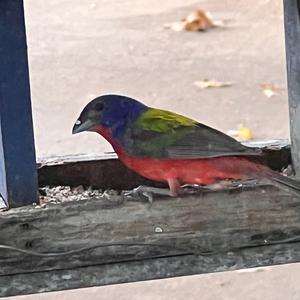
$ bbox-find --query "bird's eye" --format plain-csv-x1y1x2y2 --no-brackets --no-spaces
94,102,104,111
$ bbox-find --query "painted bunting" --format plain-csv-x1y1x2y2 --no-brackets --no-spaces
72,94,300,199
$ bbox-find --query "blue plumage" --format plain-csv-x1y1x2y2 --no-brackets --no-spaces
99,95,148,138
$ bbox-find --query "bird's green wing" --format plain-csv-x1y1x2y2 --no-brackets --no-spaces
123,108,261,159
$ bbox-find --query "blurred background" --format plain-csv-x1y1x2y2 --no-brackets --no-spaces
25,0,288,158
14,0,298,299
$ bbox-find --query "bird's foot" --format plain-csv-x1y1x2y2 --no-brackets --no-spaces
180,179,261,194
178,183,227,194
122,186,173,205
179,184,205,194
224,179,261,189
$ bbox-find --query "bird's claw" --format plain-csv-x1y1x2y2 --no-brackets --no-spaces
121,187,154,205
179,184,205,194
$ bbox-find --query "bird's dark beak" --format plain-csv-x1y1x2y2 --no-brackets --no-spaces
72,119,94,134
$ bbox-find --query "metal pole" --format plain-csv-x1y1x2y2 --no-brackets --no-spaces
284,0,300,177
0,0,38,207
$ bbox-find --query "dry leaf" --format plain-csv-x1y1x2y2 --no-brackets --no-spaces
238,127,253,141
194,79,233,89
168,22,186,32
166,8,220,32
227,127,253,141
184,9,214,31
260,83,281,98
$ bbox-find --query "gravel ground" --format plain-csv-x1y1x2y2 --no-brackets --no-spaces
39,185,104,205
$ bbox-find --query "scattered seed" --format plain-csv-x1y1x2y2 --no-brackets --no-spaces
155,226,163,233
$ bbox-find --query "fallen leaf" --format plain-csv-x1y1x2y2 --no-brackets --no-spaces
165,8,221,32
194,79,233,89
260,83,281,98
238,127,253,141
184,9,214,31
168,22,186,32
227,127,253,141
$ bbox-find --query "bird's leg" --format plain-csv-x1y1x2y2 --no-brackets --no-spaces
122,179,262,203
122,179,180,204
167,178,180,196
122,186,174,204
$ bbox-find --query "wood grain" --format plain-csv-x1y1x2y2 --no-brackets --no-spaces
1,182,300,297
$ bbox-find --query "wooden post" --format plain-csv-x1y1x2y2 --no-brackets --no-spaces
0,0,38,207
284,0,300,177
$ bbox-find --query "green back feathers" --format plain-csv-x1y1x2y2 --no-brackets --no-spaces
122,107,261,159
136,108,197,133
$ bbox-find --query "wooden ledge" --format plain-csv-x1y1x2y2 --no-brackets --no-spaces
1,187,300,296
0,140,298,297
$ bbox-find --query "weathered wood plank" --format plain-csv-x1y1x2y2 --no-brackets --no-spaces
0,0,38,207
2,241,300,297
0,140,295,297
1,183,300,296
284,0,300,176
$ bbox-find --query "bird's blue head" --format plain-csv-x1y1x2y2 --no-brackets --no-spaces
72,94,148,138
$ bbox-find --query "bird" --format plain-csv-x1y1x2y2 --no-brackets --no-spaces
72,94,300,201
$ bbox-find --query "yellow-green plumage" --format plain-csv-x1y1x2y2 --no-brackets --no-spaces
136,108,197,133
124,107,260,159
